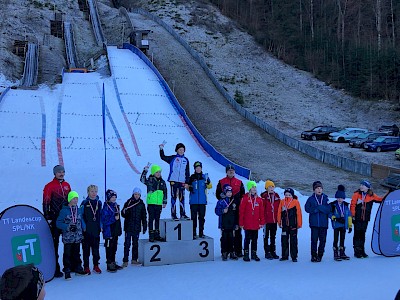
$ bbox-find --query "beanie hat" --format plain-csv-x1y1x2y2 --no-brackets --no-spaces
223,184,233,194
312,181,323,190
132,187,141,195
247,181,257,191
284,188,295,198
175,143,185,152
225,164,235,172
68,191,79,203
151,164,162,175
193,161,202,169
0,264,44,300
53,164,65,175
360,180,371,189
335,184,346,199
265,180,275,189
106,189,117,201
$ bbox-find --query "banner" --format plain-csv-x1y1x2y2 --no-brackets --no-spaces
372,190,400,257
0,205,55,281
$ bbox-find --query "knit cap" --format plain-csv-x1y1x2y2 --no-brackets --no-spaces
247,181,257,191
53,164,65,175
223,184,233,194
151,164,162,175
225,164,235,172
265,180,275,189
312,181,323,190
193,161,202,169
68,191,79,203
334,184,346,199
132,187,141,195
106,189,117,201
175,143,185,152
284,188,295,198
360,180,371,189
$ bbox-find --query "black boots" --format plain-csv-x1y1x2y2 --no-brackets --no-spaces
154,230,165,242
354,247,363,258
251,250,260,262
149,230,155,242
243,250,250,262
229,252,238,260
339,247,350,260
222,252,228,261
333,247,342,261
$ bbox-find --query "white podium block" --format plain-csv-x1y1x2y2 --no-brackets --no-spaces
160,219,193,241
138,237,214,266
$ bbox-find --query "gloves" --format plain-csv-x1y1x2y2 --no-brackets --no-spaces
331,216,336,221
69,224,77,232
223,208,228,214
336,217,345,224
348,228,352,233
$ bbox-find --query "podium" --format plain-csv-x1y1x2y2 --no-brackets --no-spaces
138,219,214,266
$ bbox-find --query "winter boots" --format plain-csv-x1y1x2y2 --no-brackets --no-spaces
311,252,319,262
149,230,155,242
243,250,250,262
222,252,228,261
106,262,117,273
270,245,279,259
229,252,238,260
93,265,102,274
354,247,363,258
64,272,71,280
154,230,165,242
251,251,260,262
339,247,350,260
122,262,129,268
265,245,279,260
333,247,342,261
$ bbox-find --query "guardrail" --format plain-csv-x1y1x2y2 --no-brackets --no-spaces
130,8,373,177
88,0,106,45
20,43,39,87
64,22,80,68
122,43,251,179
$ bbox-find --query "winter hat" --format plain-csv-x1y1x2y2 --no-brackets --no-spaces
223,184,233,194
151,164,162,175
265,180,275,189
0,264,44,300
175,143,185,152
68,191,79,203
193,161,202,169
284,188,295,198
225,164,235,172
106,189,117,201
132,187,141,195
247,181,257,191
360,180,371,189
335,184,346,199
53,164,65,174
312,181,323,190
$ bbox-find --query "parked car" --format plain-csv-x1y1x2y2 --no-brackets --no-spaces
378,124,399,136
395,148,400,160
329,128,368,143
348,132,387,148
364,136,400,152
301,126,340,141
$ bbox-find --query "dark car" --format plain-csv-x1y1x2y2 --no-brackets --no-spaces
349,132,387,148
364,136,400,152
301,126,340,141
379,124,399,136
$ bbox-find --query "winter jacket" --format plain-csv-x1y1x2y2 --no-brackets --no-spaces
239,193,265,230
56,204,85,244
216,176,245,200
188,172,212,205
160,149,190,183
43,178,71,221
80,196,102,237
304,193,331,228
277,196,302,230
329,200,352,230
140,169,168,205
261,191,280,224
350,190,384,223
215,196,239,230
121,197,147,233
101,201,122,239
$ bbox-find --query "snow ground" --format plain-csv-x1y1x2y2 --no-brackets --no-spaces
0,46,399,300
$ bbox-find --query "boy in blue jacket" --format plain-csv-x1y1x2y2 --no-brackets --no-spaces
304,181,331,262
329,185,352,261
215,185,239,261
101,189,122,273
80,185,102,275
187,161,212,239
56,191,87,280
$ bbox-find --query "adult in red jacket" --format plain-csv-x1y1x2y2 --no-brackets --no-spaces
42,165,71,278
239,181,265,262
261,180,281,259
216,164,245,257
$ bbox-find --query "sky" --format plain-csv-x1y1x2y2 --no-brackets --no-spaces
0,46,399,300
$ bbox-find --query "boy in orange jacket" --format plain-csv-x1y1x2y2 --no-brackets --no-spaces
239,181,265,262
277,188,302,262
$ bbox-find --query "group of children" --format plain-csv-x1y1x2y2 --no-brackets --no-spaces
54,142,390,281
216,178,388,263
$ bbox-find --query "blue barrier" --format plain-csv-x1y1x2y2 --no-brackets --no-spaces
122,43,251,179
0,87,11,104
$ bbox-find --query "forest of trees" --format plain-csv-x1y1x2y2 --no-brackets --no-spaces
209,0,400,101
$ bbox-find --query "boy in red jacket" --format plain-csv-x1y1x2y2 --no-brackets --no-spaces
261,180,281,259
239,181,265,262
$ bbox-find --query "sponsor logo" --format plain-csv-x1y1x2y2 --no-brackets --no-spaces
12,234,42,265
391,215,400,242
